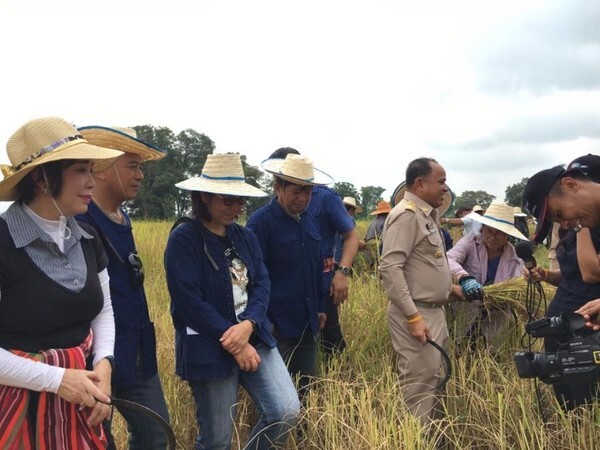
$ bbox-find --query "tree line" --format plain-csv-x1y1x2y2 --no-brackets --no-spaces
128,124,529,219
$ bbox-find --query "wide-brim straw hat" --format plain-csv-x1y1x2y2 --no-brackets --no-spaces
175,153,267,197
79,126,165,172
390,181,455,217
261,154,334,186
371,200,391,215
0,117,124,201
342,196,363,213
470,201,528,241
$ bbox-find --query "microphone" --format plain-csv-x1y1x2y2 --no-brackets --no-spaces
515,241,537,270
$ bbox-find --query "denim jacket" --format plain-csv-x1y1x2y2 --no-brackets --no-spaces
164,218,275,381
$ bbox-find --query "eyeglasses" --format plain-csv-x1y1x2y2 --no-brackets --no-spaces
215,194,247,206
286,185,313,195
128,252,145,288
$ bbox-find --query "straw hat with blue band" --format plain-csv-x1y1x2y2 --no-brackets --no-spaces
0,117,124,201
390,180,455,217
175,153,267,197
78,125,166,173
261,154,334,186
469,201,528,241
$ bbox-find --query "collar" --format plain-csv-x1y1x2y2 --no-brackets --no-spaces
3,201,90,249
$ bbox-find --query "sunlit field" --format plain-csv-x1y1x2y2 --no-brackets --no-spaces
111,220,600,449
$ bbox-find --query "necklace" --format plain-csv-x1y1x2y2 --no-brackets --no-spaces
93,198,124,224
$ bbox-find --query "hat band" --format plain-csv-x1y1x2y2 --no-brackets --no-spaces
484,215,513,226
201,173,245,181
14,134,85,171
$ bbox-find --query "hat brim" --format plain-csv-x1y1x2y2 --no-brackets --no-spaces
175,176,268,197
468,213,528,241
261,158,334,186
0,141,123,201
530,197,551,244
343,202,363,213
371,209,390,215
79,126,166,172
391,181,455,217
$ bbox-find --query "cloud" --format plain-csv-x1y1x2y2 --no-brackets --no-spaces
473,2,600,94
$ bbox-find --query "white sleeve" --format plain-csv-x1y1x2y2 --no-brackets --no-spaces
90,268,115,366
0,347,65,393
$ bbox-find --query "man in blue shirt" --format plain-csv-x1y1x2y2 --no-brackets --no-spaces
247,154,332,399
76,126,170,450
267,148,360,356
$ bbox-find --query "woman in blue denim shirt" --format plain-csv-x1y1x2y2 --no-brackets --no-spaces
164,153,300,450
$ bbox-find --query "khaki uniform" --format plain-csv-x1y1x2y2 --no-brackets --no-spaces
380,191,452,424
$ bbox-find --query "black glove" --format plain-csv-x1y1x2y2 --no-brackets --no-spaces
459,276,484,302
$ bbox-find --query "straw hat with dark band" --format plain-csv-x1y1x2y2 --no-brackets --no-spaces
261,154,334,186
176,153,267,197
469,201,528,241
390,180,455,217
0,117,124,201
78,126,165,172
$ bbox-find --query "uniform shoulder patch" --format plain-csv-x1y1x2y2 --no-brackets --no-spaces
404,200,417,212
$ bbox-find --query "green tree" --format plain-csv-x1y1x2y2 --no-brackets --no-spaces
360,185,386,218
333,182,360,204
504,177,529,207
243,155,271,216
454,190,495,211
127,125,216,219
171,129,215,216
129,125,178,219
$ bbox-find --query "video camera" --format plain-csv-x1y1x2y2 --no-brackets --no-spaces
514,312,600,384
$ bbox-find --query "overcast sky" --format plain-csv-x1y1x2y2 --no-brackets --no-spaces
1,0,599,212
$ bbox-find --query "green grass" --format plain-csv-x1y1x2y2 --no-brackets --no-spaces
108,220,598,449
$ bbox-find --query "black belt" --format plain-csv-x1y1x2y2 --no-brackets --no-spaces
413,300,446,309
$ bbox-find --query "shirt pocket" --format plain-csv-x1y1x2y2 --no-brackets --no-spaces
272,232,303,265
426,232,446,266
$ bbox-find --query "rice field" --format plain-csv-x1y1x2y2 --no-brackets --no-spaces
110,220,600,449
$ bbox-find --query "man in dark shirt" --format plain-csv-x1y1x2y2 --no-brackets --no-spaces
76,126,170,450
247,153,332,399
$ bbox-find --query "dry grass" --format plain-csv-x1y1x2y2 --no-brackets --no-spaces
108,220,599,449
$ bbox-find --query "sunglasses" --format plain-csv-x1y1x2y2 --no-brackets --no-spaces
215,194,247,206
128,252,145,288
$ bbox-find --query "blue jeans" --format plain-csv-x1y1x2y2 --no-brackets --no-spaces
106,368,171,450
276,328,318,402
189,343,301,450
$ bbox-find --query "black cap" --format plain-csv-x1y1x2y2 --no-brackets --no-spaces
522,165,565,244
567,154,600,183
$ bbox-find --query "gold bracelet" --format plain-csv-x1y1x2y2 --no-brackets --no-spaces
406,315,423,324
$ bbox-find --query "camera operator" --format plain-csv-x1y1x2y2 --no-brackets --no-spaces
523,154,600,411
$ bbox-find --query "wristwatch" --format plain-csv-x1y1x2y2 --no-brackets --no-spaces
334,263,352,277
247,319,259,333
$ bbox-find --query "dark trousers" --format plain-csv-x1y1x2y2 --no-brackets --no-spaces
104,367,170,450
320,293,346,355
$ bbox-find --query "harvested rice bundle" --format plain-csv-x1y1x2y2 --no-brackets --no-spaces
481,277,556,319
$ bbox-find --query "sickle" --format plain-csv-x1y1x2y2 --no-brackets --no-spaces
99,397,177,450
